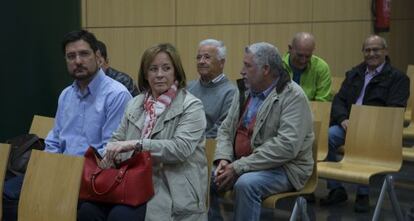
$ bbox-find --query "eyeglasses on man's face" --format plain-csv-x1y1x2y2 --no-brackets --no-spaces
196,54,213,62
65,50,93,61
362,47,385,54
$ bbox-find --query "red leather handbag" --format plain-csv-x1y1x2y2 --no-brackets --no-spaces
79,147,154,206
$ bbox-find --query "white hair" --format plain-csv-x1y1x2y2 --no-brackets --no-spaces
245,42,284,78
199,39,226,60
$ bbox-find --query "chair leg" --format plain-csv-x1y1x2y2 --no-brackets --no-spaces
289,197,310,221
386,175,405,221
372,175,404,221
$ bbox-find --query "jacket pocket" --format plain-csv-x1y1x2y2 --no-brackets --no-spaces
168,170,203,214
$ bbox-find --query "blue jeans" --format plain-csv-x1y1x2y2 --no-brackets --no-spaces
3,175,24,221
208,171,225,221
209,167,293,221
77,201,146,221
327,125,369,195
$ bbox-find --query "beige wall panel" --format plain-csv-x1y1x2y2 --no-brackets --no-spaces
88,27,176,82
176,26,249,81
176,0,249,25
85,0,175,27
249,24,312,55
250,0,312,23
391,0,414,19
313,0,371,21
388,20,414,72
312,21,372,77
81,0,87,27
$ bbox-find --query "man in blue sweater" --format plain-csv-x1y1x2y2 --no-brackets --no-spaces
187,39,236,138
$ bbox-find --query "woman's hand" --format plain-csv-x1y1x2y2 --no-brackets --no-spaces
104,140,137,162
98,156,115,169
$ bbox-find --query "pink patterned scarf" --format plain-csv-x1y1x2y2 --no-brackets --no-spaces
142,83,178,138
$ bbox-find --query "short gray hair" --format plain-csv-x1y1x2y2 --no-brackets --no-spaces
199,39,226,60
245,42,284,78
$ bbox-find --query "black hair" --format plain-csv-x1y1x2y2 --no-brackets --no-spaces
96,40,108,60
61,30,99,55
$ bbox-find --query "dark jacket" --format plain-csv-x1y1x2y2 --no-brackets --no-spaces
105,67,139,97
330,61,409,126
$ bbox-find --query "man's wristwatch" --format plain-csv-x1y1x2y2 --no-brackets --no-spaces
134,140,143,152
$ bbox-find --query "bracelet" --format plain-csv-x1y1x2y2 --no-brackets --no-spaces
134,139,143,152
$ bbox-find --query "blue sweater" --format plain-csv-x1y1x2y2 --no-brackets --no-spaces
187,75,236,138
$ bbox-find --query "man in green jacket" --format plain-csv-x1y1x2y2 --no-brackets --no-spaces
283,32,332,101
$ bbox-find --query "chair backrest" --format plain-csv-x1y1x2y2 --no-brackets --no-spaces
205,138,217,209
18,150,84,221
29,115,55,139
301,121,321,193
331,76,344,96
343,105,404,168
403,147,414,162
310,101,331,161
205,139,216,178
0,143,11,220
407,65,414,120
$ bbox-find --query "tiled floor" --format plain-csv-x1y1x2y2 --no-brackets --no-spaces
214,160,414,221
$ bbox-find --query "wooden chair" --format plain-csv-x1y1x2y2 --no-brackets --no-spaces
374,147,414,221
310,101,331,161
0,143,11,220
390,148,414,190
331,76,344,97
403,65,414,125
317,105,404,221
29,115,55,139
205,138,217,209
375,142,414,221
403,110,414,141
18,150,84,221
403,147,414,162
403,65,414,140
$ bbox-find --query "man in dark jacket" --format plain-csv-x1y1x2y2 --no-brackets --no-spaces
320,35,409,213
96,40,139,96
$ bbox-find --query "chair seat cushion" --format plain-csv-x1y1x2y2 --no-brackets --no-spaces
318,161,401,185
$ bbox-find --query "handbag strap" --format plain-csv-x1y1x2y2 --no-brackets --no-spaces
7,134,40,176
91,166,128,195
9,134,40,161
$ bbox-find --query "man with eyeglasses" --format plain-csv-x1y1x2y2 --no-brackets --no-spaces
187,39,236,139
283,32,332,101
2,30,132,221
320,34,409,213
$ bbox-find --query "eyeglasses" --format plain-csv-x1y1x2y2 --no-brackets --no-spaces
363,47,384,54
65,50,93,61
196,54,212,62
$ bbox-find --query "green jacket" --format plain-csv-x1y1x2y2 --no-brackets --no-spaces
111,89,207,221
283,53,332,101
215,82,314,190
